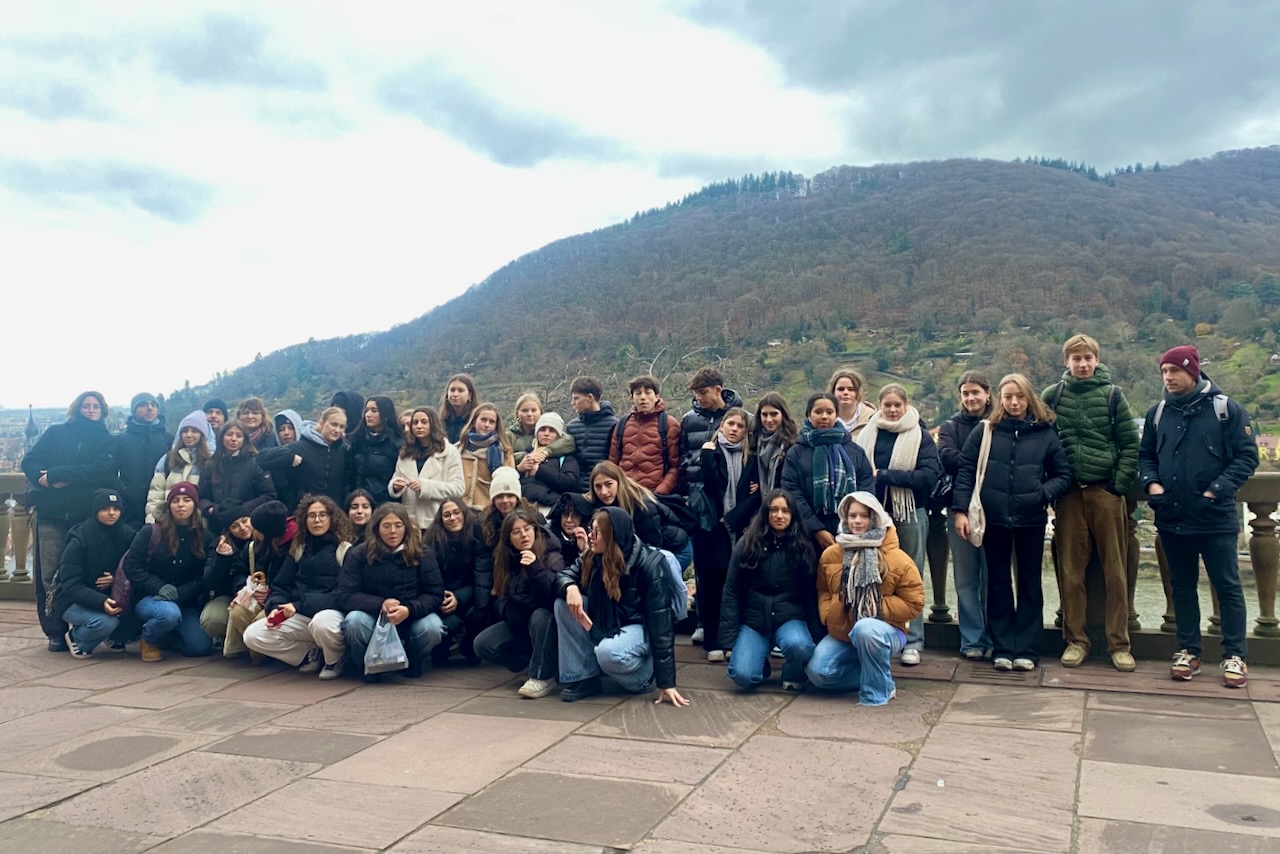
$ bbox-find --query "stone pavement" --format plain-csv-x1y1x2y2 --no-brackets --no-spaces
0,602,1277,854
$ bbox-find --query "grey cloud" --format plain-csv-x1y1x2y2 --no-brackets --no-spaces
151,13,326,90
0,79,112,121
0,160,212,223
378,63,622,167
685,1,1280,168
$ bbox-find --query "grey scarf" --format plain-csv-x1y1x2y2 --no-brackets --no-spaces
718,433,744,515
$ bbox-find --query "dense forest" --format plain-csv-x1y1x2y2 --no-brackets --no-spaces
164,147,1280,428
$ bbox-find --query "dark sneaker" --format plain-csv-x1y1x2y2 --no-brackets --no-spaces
47,637,69,653
1221,656,1248,689
561,676,603,703
1170,649,1200,681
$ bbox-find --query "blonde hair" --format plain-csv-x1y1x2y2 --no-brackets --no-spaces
1062,333,1099,357
990,373,1056,425
318,406,346,428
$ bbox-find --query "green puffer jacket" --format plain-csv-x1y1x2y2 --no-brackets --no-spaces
1041,364,1140,494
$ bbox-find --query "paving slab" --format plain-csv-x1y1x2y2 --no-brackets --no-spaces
633,842,775,854
204,725,381,764
1041,661,1247,699
892,656,959,682
32,655,203,689
1084,710,1279,776
147,830,373,853
0,725,218,782
0,702,148,761
437,768,689,848
1248,678,1280,703
132,697,298,735
952,661,1039,687
524,734,730,785
0,648,96,686
209,671,360,705
1086,690,1258,719
0,684,91,724
0,818,165,853
270,684,475,735
313,712,577,794
0,771,95,821
480,680,621,704
405,664,524,690
449,694,611,723
210,778,459,849
1078,759,1280,838
1256,702,1280,755
42,751,321,836
870,836,1044,853
388,825,603,853
676,661,782,692
940,682,1084,732
0,625,49,639
171,655,292,682
655,734,908,853
0,635,49,653
84,673,239,709
1075,817,1280,853
775,683,951,743
878,722,1080,852
579,690,785,748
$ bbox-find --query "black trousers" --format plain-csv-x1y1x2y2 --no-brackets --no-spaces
983,524,1046,661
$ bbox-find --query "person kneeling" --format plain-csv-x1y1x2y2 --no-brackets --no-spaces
805,493,923,706
56,489,134,658
555,507,689,707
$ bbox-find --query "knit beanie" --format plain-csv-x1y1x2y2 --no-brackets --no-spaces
1160,346,1200,381
131,393,159,414
214,500,247,532
175,410,214,447
203,398,229,419
489,466,521,500
91,489,124,514
534,411,566,438
250,500,290,539
167,482,199,504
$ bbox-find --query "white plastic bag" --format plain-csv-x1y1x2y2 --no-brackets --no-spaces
364,613,409,675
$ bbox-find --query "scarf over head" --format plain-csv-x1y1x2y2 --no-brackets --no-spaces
855,405,923,523
835,491,894,626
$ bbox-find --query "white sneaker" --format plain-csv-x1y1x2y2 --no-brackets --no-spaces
706,650,726,663
318,656,344,680
900,649,921,666
769,646,784,660
993,657,1014,671
518,677,558,699
690,627,704,645
1012,658,1036,672
298,648,322,674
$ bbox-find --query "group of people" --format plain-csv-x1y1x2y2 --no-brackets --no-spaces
20,336,1259,708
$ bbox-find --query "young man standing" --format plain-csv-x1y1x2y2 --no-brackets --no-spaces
115,393,173,530
1139,345,1257,688
565,376,618,492
610,374,682,496
1042,334,1140,671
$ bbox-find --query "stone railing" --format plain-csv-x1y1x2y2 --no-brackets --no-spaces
0,472,30,580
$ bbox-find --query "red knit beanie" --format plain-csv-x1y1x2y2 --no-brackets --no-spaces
1160,345,1200,381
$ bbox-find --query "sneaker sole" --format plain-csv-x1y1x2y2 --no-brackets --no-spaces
1170,668,1199,681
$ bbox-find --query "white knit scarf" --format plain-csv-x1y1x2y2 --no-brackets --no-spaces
855,405,923,522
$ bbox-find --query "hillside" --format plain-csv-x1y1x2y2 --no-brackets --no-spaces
165,147,1280,426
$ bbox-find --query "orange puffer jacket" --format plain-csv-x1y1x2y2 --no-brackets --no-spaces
816,526,924,641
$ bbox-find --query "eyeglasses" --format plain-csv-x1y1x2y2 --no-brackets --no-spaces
307,512,330,520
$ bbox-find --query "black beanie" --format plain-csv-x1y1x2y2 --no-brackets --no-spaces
213,500,247,533
251,500,290,540
91,489,124,514
203,398,229,419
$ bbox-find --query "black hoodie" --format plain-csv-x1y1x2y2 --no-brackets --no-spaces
114,416,172,528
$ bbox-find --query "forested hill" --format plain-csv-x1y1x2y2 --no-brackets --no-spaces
167,147,1280,425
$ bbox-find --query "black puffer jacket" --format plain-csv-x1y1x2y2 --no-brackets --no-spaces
567,402,619,491
677,389,744,491
952,417,1071,528
52,517,136,615
555,507,677,689
199,454,277,530
266,534,348,617
349,430,402,507
115,417,173,528
719,530,820,649
21,414,118,523
259,424,348,505
780,434,875,538
520,453,580,508
935,410,985,509
203,522,296,598
432,529,493,619
124,522,213,605
495,533,563,632
337,542,444,620
699,445,761,536
865,425,942,519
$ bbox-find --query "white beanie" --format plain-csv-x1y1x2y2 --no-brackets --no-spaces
534,411,565,438
489,466,521,500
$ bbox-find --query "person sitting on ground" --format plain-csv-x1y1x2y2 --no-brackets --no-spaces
424,499,493,666
55,489,135,659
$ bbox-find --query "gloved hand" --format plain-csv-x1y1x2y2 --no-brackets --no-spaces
155,584,179,602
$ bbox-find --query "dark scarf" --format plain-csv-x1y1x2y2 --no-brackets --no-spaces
246,422,270,448
800,422,858,516
467,431,504,471
756,429,784,489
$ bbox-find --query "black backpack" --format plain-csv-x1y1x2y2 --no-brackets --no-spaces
614,410,671,474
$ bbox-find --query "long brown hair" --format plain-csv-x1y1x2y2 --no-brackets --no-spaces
167,425,212,473
290,494,354,561
365,503,422,566
440,373,478,421
588,461,656,515
156,498,207,560
491,508,546,598
400,406,447,459
458,403,514,457
582,509,623,602
67,390,109,421
750,392,798,451
990,373,1056,426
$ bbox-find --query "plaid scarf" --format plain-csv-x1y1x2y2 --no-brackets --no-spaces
837,527,886,624
801,424,858,516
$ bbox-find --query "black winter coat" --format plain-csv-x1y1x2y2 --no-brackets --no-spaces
698,446,761,536
115,417,173,528
935,410,985,510
124,522,213,605
520,454,580,508
567,403,619,491
199,454,277,530
867,426,943,520
780,434,876,538
337,542,444,620
52,517,136,615
677,389,744,491
1138,378,1260,535
590,494,665,550
349,430,402,506
432,529,493,620
952,418,1071,528
719,531,821,649
266,535,348,617
21,415,118,523
495,534,563,632
259,427,348,506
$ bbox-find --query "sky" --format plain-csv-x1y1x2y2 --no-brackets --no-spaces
5,0,1280,409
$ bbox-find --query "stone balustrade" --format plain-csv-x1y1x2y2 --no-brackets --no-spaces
0,472,30,581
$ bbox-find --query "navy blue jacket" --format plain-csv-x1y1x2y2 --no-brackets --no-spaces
953,417,1071,528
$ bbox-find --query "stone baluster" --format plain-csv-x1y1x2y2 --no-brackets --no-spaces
8,501,31,580
1125,497,1140,630
1247,499,1279,638
1155,536,1177,633
926,510,952,622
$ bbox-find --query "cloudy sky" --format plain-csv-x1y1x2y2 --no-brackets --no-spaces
6,1,1279,410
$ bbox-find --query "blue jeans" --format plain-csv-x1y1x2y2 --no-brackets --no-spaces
342,610,445,667
133,596,214,656
805,619,904,706
671,539,693,573
948,523,990,654
895,508,928,652
554,597,653,692
1160,530,1248,660
727,620,815,688
61,603,120,652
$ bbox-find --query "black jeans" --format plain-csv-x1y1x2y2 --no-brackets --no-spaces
473,608,558,680
1160,530,1247,660
983,524,1046,662
34,519,71,641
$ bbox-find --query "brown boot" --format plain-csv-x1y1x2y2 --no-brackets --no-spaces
140,639,162,662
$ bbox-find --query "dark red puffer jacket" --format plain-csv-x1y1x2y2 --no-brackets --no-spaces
608,400,682,495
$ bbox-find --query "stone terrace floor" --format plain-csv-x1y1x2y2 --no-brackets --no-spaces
0,602,1276,854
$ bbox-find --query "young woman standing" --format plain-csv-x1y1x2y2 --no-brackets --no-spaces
350,396,403,507
828,368,873,436
237,398,278,452
259,407,350,506
751,393,799,491
440,374,479,444
200,421,278,534
457,403,514,512
782,393,875,552
390,406,464,531
146,411,213,524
